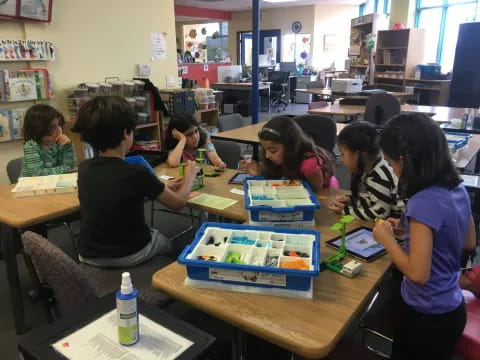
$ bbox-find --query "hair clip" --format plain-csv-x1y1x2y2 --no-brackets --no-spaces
260,127,281,137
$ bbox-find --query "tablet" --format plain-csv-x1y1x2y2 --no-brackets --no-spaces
228,172,250,184
325,227,400,262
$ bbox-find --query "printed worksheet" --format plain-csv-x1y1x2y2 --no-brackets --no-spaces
52,310,193,360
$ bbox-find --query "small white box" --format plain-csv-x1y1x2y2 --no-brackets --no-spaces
331,79,363,94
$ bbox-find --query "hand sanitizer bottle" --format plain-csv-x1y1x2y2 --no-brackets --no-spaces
116,272,139,345
462,108,469,129
467,108,475,129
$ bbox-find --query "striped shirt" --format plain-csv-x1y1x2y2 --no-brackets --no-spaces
20,140,77,177
344,157,404,221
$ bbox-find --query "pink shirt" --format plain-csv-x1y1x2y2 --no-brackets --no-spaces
299,156,339,189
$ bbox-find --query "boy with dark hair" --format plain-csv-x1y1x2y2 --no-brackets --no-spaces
72,96,196,267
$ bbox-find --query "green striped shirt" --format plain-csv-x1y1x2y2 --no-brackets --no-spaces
20,140,77,177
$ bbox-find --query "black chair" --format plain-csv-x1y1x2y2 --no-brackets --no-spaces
212,139,241,169
293,115,337,153
364,92,401,127
7,157,23,183
268,71,290,112
218,113,244,132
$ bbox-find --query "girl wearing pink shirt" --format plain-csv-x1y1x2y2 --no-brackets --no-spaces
242,116,338,193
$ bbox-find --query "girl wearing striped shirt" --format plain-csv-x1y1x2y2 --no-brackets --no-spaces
20,104,77,177
329,121,403,221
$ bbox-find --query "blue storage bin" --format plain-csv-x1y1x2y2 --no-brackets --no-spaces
178,222,320,291
124,155,155,174
243,177,320,223
444,132,471,151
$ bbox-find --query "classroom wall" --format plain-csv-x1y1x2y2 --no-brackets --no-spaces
312,4,358,70
389,0,416,29
228,6,316,65
0,0,178,185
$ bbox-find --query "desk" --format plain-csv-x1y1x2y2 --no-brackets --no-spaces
18,295,215,360
152,198,391,359
0,186,80,334
455,134,480,171
307,103,455,122
296,88,410,104
212,82,271,114
155,166,247,222
211,123,347,159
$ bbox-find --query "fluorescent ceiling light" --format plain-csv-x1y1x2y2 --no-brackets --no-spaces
263,0,298,3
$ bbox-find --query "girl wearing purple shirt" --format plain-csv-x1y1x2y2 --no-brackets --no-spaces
373,113,477,360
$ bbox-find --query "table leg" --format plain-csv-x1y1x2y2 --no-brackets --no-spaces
268,87,271,114
231,327,248,360
0,223,29,334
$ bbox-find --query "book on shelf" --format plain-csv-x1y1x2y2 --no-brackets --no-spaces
0,109,11,142
10,108,26,139
12,173,78,198
0,68,53,102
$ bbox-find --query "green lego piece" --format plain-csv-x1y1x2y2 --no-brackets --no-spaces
179,163,186,178
341,215,355,223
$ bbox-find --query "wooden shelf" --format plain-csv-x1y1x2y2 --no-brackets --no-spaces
1,97,54,104
376,83,404,88
136,122,158,129
405,78,450,83
375,76,404,80
196,108,219,113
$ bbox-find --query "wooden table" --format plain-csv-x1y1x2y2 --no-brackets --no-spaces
0,186,80,334
212,122,347,159
296,88,410,104
152,194,391,359
307,103,456,122
155,166,247,222
455,133,480,171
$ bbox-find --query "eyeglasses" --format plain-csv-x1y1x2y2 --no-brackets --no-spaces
184,128,199,138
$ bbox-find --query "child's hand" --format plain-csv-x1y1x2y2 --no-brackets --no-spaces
172,129,186,142
183,160,197,180
386,217,404,237
240,159,261,176
167,178,183,191
215,161,226,170
328,199,345,214
56,128,71,146
373,219,395,246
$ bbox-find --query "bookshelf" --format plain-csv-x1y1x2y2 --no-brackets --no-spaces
0,41,55,143
348,13,386,85
373,29,426,92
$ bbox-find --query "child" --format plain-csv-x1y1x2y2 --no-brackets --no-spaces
373,113,476,360
20,104,77,177
72,96,197,268
329,121,403,221
242,116,338,192
165,113,226,169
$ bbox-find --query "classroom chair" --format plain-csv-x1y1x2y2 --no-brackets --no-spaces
268,71,290,112
22,231,173,320
456,290,480,360
293,114,337,153
211,139,241,169
364,93,400,127
218,113,245,132
7,157,23,183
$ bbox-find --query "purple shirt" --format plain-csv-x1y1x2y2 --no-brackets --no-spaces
402,184,470,314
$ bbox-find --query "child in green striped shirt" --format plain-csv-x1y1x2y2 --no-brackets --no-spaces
20,104,77,177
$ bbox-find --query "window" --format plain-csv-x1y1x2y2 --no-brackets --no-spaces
359,0,390,16
415,0,479,72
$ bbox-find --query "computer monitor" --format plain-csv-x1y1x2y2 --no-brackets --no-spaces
279,62,297,74
242,65,252,80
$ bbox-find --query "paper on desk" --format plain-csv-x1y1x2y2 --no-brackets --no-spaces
188,193,238,210
51,310,192,360
158,175,174,181
230,188,245,196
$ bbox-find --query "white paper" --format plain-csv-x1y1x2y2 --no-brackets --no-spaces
230,188,245,196
151,32,167,61
52,310,193,360
158,175,174,181
203,64,209,72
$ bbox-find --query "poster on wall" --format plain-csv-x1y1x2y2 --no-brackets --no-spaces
151,32,167,61
0,0,17,18
18,0,52,22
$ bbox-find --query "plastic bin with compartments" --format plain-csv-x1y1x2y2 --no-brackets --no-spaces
243,177,320,226
178,222,320,291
